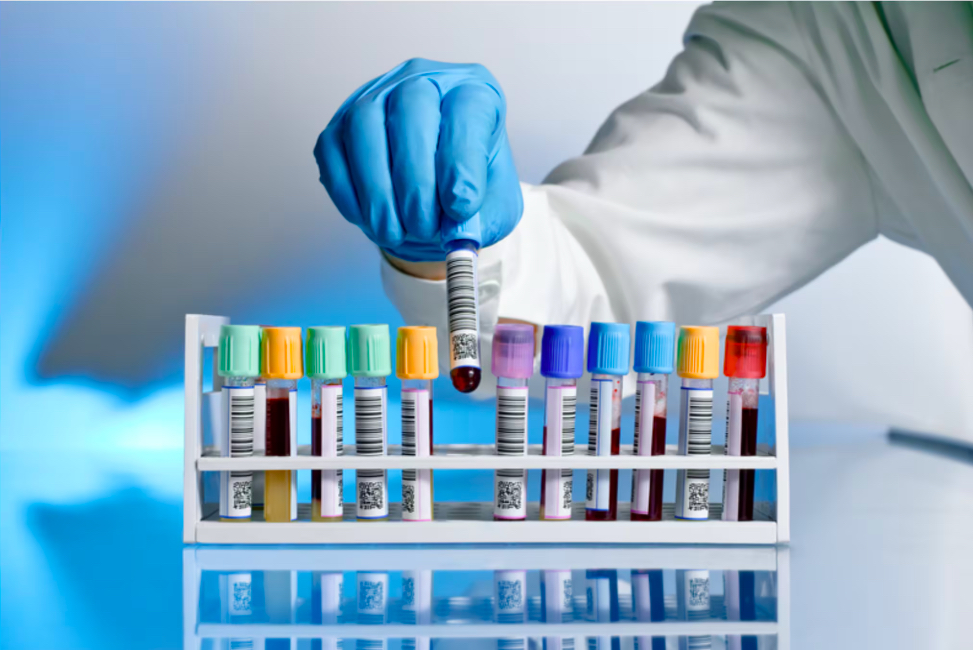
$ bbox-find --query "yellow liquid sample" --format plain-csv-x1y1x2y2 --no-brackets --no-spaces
312,498,343,522
264,470,294,522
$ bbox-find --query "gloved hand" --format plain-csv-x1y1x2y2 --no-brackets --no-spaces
314,58,523,262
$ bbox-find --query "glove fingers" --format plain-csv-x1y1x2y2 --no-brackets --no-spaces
437,82,505,224
387,77,443,243
343,99,405,249
314,122,364,229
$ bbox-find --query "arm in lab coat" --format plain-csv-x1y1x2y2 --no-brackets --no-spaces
382,2,879,383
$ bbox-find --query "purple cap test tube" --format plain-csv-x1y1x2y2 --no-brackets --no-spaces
492,324,536,521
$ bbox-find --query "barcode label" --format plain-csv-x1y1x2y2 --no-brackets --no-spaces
631,381,656,514
586,379,613,512
320,384,344,519
356,387,388,519
445,248,480,368
220,387,254,519
224,572,252,616
494,386,528,519
543,385,576,519
676,388,712,519
402,390,433,521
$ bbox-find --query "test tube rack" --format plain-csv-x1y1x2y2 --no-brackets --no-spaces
184,314,790,545
184,545,790,649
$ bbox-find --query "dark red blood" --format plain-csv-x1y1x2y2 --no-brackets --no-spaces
265,397,291,457
586,427,621,521
312,416,322,503
450,366,481,393
738,407,759,521
631,415,667,521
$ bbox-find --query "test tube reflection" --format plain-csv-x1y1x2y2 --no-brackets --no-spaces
402,570,433,650
724,570,758,650
265,570,298,650
541,569,575,650
312,571,345,650
631,569,666,650
495,569,528,650
584,570,619,650
220,571,255,650
357,571,388,650
676,570,711,650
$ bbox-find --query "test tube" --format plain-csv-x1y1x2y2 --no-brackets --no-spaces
307,326,347,523
539,325,584,521
261,326,302,523
584,569,620,650
217,325,260,522
348,324,392,521
630,322,675,522
585,322,630,521
722,326,768,523
631,569,666,650
674,326,719,521
492,324,535,521
402,570,433,650
443,214,482,393
494,569,528,650
397,326,438,522
676,569,711,650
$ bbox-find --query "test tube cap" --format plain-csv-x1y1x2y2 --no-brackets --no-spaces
306,326,347,380
634,321,675,374
724,325,768,379
676,325,720,379
492,324,535,379
347,324,392,377
218,325,261,378
441,212,482,248
540,325,585,379
397,326,439,380
586,322,631,375
261,326,304,380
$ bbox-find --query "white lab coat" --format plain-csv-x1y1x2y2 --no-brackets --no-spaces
382,2,973,438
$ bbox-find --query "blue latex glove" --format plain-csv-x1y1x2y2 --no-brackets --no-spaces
314,58,523,262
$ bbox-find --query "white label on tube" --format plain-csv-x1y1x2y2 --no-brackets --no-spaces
495,386,529,520
445,248,480,369
676,388,713,520
401,389,433,521
288,389,298,521
320,572,344,625
225,572,253,617
542,569,573,650
220,386,254,519
356,386,389,519
586,573,614,650
357,572,389,621
320,384,344,520
722,391,743,522
632,381,656,515
586,379,614,512
544,385,576,519
402,570,433,623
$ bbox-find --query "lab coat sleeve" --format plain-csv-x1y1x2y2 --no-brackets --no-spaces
382,3,879,379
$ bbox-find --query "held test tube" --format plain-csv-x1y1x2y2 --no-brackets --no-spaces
631,322,675,522
722,326,768,522
492,324,535,521
585,322,630,521
397,326,438,522
674,326,719,521
348,324,392,521
443,214,482,393
540,325,584,521
307,326,347,522
261,326,302,523
217,325,260,522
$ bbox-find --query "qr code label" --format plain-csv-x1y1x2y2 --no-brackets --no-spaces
451,332,478,363
232,580,251,614
498,580,523,611
585,472,594,502
563,579,573,610
688,481,709,512
359,580,385,611
497,480,522,511
232,478,251,512
562,479,573,511
689,576,710,608
402,577,415,607
402,484,416,514
359,480,384,511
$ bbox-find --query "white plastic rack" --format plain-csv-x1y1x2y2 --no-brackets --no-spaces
183,545,790,649
184,314,790,545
